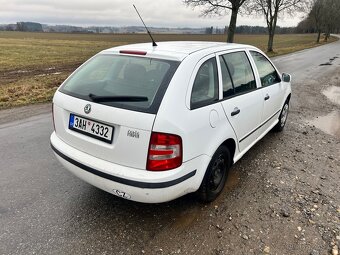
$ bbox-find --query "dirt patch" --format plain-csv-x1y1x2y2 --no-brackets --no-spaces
0,65,73,110
323,86,340,105
0,63,80,86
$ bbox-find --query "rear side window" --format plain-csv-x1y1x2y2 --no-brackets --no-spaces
219,56,234,98
221,51,256,96
190,57,219,109
60,55,179,114
250,51,281,87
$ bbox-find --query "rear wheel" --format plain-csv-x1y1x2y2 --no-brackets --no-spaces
197,146,230,203
273,101,289,132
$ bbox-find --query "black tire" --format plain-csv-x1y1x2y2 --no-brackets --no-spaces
197,146,231,203
273,101,289,132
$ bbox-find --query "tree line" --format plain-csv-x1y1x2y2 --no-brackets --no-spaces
297,0,340,42
184,0,340,52
205,25,297,34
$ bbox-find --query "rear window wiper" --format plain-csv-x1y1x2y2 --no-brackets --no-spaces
89,93,148,102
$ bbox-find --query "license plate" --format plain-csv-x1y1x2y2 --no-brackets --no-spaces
69,114,114,143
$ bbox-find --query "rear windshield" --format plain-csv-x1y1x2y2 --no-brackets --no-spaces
60,54,179,113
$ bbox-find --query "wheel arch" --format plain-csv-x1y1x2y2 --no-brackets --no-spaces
220,138,236,166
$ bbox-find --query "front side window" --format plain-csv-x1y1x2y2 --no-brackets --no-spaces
221,51,256,95
60,54,179,113
190,57,219,109
250,51,281,87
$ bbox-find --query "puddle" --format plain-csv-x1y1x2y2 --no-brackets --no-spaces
309,111,340,138
9,70,30,74
36,72,62,77
320,56,339,66
323,86,340,105
307,86,340,138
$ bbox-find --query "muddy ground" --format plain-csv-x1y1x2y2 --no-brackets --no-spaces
0,64,80,87
136,69,340,254
1,59,339,255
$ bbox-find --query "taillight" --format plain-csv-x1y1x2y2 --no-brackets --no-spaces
52,103,56,131
147,132,182,171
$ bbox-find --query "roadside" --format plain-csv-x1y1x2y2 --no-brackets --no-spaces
0,103,51,125
139,56,340,254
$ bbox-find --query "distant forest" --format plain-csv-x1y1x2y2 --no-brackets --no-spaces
205,25,296,34
0,22,297,35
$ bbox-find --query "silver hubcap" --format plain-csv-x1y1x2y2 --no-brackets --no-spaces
280,104,289,127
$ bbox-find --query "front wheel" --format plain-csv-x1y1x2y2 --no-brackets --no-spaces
197,146,231,203
273,101,289,132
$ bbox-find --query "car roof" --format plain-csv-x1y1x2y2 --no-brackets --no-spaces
100,41,257,61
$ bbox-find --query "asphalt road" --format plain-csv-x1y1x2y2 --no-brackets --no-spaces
272,37,340,81
1,38,339,255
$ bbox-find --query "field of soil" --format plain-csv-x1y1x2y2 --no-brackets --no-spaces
0,32,336,109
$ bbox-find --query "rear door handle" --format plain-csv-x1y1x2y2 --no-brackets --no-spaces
231,107,240,116
264,94,270,101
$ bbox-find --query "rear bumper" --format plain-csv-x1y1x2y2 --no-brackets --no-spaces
50,132,210,203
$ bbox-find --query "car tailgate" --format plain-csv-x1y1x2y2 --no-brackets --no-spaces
53,92,155,170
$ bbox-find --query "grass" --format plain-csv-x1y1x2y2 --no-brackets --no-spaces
0,73,69,109
0,31,337,109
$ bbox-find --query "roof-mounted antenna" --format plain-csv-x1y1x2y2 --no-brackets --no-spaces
133,4,158,47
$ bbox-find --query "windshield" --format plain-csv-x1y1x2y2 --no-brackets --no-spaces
60,54,179,113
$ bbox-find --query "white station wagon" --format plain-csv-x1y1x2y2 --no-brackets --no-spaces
51,41,291,203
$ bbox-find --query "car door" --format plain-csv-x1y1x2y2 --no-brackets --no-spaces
249,51,283,130
184,54,227,159
217,50,263,152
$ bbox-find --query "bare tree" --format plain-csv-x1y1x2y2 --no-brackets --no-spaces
248,0,305,52
298,0,340,40
308,0,324,43
321,0,340,41
305,0,340,42
296,17,315,33
183,0,249,43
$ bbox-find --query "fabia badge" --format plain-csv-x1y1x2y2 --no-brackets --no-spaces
84,104,91,114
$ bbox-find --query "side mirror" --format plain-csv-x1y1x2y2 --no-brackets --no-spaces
282,73,291,83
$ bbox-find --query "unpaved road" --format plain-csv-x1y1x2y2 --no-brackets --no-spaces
0,39,339,255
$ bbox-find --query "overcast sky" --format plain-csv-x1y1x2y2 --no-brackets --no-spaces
0,0,303,28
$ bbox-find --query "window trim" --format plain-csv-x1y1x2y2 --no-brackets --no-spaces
216,50,258,101
189,55,220,110
58,54,180,114
249,50,282,87
215,48,285,103
219,55,235,97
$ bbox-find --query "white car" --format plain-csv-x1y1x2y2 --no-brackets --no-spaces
51,41,291,203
